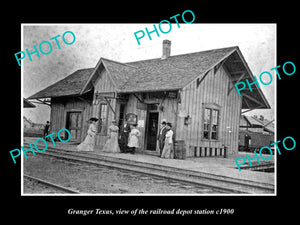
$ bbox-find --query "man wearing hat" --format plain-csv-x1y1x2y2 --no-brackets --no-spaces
157,120,168,157
119,120,131,153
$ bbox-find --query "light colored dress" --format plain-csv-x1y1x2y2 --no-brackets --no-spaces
161,129,174,158
102,125,120,153
127,128,141,148
76,123,97,151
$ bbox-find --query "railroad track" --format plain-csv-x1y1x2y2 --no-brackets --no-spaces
23,145,275,194
25,155,231,194
24,174,80,194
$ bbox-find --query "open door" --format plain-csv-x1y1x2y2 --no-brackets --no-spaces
66,111,82,142
146,112,159,151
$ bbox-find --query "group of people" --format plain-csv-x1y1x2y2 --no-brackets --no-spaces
76,117,174,159
157,121,174,159
76,117,141,154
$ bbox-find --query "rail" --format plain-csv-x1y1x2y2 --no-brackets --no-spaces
24,174,80,194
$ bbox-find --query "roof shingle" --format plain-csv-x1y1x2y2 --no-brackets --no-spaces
28,68,94,99
28,46,242,98
122,46,237,92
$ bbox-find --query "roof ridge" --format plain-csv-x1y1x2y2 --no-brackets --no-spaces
168,45,238,58
101,57,155,90
100,58,119,89
101,57,138,69
125,46,238,65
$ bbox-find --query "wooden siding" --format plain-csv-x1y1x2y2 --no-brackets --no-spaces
92,66,118,149
93,66,116,94
176,65,242,157
91,66,179,152
125,93,178,153
50,96,93,142
125,94,147,151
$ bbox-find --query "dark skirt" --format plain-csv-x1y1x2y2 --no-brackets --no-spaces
119,132,129,152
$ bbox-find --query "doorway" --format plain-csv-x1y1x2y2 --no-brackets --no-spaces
146,112,159,151
66,111,82,142
118,103,126,128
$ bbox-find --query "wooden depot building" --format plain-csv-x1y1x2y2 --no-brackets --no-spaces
28,40,270,158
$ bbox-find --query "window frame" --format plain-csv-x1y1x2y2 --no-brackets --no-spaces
202,103,221,141
210,109,219,140
203,108,211,139
98,103,109,135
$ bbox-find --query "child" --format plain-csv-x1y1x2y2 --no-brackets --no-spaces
127,124,141,154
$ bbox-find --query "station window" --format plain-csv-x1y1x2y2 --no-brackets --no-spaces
203,108,211,139
203,107,219,140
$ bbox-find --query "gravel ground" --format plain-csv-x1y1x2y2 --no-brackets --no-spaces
24,178,68,194
23,154,225,194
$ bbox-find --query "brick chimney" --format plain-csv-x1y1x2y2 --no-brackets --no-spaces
161,40,171,59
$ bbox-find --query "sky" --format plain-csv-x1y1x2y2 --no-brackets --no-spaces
22,23,276,124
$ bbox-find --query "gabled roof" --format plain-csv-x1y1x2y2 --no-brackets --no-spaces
79,58,140,95
79,46,238,94
28,44,270,109
242,115,263,127
251,116,275,133
23,98,36,108
241,115,274,133
28,68,94,99
121,46,237,93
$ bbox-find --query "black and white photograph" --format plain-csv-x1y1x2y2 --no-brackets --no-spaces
3,4,299,221
21,23,276,195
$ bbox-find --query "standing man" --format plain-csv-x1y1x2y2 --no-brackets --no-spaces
119,120,131,153
43,121,50,141
157,121,167,157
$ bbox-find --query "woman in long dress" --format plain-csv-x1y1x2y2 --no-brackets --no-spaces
127,124,141,154
161,122,174,159
76,117,98,151
102,120,121,153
